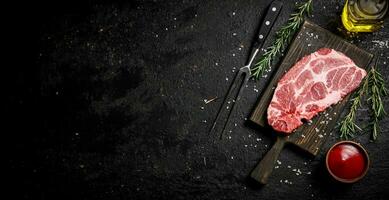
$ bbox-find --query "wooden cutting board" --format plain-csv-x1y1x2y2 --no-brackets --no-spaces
249,20,373,184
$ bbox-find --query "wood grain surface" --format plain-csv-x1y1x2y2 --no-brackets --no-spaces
250,20,373,155
249,20,373,184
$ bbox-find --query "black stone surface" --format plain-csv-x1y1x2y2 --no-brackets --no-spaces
7,0,389,199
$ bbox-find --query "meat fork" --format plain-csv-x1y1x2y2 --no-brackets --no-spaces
209,0,283,138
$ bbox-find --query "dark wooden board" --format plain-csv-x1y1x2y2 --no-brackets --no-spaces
250,20,373,155
249,20,373,184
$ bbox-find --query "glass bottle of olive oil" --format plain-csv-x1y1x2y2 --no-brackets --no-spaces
342,0,388,32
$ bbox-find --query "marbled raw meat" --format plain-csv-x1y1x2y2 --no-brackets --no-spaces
267,48,366,134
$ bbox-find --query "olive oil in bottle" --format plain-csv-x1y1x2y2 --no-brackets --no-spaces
341,0,388,32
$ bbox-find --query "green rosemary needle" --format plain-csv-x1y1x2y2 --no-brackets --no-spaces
251,0,313,79
340,74,369,139
340,57,388,140
368,58,388,140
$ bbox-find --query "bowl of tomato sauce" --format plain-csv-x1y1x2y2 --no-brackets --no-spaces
326,141,369,183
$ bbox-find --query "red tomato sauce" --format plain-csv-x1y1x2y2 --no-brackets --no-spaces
327,143,367,180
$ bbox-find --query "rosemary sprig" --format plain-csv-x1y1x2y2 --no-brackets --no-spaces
340,58,388,140
251,0,313,79
368,59,388,140
340,74,369,139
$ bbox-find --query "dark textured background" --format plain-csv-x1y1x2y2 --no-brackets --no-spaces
7,0,389,199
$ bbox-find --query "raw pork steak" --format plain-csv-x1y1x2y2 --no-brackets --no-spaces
268,48,366,134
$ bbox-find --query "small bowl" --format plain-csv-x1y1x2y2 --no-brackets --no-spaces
325,141,370,183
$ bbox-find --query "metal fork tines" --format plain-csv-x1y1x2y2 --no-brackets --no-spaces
209,0,283,138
